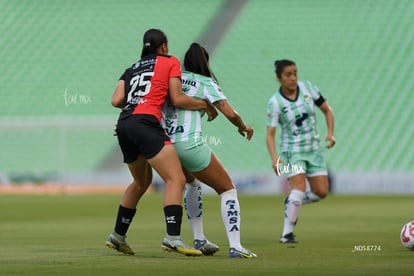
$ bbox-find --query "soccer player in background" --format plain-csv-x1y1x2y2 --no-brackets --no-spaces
162,42,257,258
106,29,217,257
265,59,335,243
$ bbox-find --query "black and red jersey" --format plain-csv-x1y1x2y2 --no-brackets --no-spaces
118,53,181,121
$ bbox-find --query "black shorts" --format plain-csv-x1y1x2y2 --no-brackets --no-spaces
116,114,171,163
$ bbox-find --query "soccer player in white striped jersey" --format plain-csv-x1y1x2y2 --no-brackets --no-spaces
265,59,335,243
162,43,257,258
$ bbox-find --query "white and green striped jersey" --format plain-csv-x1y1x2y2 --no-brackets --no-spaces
162,71,227,143
266,80,325,153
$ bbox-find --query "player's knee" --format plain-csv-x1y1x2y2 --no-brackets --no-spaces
130,180,147,196
316,189,328,199
320,192,328,199
311,186,328,199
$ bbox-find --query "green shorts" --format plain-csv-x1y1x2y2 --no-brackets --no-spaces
278,150,327,178
173,138,212,172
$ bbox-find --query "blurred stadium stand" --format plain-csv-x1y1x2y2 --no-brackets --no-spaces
0,0,413,193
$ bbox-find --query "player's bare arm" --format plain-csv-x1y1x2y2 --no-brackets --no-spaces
265,126,282,173
214,99,253,140
318,101,335,149
111,80,125,108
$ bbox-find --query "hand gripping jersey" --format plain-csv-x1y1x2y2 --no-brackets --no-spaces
118,53,181,122
162,71,227,143
266,80,326,153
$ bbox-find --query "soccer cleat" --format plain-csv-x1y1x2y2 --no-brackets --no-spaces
280,232,299,244
194,239,219,256
161,235,202,257
105,233,135,255
228,247,257,259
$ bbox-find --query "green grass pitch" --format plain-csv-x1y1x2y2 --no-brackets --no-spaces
0,193,413,275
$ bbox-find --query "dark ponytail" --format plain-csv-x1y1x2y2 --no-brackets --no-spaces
274,59,296,77
184,43,218,83
140,29,168,58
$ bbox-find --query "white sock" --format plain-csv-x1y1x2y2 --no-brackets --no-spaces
220,188,242,250
282,189,305,236
184,180,205,241
302,191,322,204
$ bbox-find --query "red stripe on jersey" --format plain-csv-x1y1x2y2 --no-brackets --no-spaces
132,55,181,121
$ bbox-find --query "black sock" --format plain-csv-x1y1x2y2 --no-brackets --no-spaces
163,205,182,236
114,205,136,236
